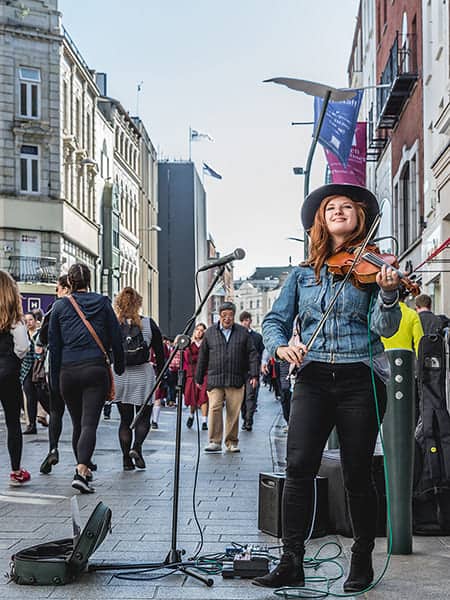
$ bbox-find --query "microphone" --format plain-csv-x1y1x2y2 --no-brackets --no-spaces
197,248,246,272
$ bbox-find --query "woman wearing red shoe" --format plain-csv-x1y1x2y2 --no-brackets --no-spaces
0,271,31,486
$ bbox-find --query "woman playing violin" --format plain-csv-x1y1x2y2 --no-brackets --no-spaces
256,184,402,591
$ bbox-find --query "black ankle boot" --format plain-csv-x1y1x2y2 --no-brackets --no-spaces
343,552,374,593
253,551,305,588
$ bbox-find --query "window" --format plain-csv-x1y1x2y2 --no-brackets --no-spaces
86,113,91,155
396,159,419,253
75,99,81,141
63,80,68,130
18,67,40,118
20,145,39,193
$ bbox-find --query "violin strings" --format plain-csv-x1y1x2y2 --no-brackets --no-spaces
363,252,403,278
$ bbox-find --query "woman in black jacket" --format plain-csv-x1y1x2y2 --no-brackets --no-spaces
48,263,124,493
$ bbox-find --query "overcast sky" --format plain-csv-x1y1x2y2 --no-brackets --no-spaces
60,0,360,278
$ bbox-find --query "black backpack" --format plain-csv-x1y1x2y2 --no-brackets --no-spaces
414,334,450,534
120,319,150,366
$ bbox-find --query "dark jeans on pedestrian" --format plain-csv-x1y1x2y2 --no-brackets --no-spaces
280,387,291,423
241,378,259,426
117,402,153,457
60,359,109,466
47,387,65,451
283,361,386,555
23,371,50,428
0,368,23,471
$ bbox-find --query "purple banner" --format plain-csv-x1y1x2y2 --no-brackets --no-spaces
324,122,367,187
21,293,55,315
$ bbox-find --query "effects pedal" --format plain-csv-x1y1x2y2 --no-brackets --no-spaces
221,546,269,579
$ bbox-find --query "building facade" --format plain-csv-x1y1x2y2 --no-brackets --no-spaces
157,161,208,338
234,266,293,332
0,0,158,314
421,0,450,310
0,0,100,312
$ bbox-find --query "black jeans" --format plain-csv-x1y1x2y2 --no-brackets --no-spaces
47,387,65,451
23,371,50,428
60,360,109,466
280,387,291,423
283,361,386,555
117,402,153,458
241,378,259,425
0,368,23,470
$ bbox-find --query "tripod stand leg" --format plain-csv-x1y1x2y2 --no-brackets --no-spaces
178,565,214,587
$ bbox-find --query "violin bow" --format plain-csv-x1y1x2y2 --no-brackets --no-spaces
305,212,382,352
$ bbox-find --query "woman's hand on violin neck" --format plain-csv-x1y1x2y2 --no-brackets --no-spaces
276,343,308,366
376,264,400,292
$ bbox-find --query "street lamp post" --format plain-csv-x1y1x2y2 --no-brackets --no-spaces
264,77,359,258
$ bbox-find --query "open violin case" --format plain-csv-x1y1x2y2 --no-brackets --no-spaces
10,500,111,585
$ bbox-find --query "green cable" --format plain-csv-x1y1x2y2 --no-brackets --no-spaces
273,293,394,599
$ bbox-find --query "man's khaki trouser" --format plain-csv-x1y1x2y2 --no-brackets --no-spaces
207,386,245,448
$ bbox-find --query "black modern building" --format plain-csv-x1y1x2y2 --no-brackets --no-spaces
157,161,208,339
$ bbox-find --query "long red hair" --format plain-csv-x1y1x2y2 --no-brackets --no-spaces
306,196,368,281
0,270,23,332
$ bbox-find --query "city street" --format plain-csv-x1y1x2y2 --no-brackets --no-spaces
0,387,448,599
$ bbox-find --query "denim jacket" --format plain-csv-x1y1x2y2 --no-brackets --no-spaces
262,265,401,363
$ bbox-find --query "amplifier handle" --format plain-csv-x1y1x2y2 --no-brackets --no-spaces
260,478,276,488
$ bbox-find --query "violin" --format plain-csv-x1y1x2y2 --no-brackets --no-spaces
326,244,421,296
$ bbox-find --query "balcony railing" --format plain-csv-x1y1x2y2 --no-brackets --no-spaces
367,104,388,162
377,32,418,129
7,256,60,284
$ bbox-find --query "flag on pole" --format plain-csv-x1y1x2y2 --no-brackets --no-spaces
324,122,367,186
314,89,363,167
191,129,214,142
203,162,222,180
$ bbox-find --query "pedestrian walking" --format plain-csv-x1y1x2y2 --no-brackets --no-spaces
184,323,208,430
239,311,264,431
195,301,259,453
38,274,70,474
381,288,423,355
0,270,31,486
112,287,164,470
21,311,49,434
48,263,124,493
257,184,401,591
415,293,449,335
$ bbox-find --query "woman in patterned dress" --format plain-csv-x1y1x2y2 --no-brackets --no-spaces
113,287,164,470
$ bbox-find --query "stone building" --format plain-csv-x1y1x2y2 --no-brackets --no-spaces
420,0,450,310
0,0,100,312
0,0,159,315
234,266,293,332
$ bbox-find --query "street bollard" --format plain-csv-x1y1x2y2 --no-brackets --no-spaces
383,349,416,554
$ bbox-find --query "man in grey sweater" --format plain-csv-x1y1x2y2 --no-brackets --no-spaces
196,302,259,453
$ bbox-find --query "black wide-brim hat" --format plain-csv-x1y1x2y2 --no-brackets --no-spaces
301,184,380,233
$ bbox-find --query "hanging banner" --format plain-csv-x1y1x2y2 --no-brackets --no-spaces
325,122,367,187
314,89,363,167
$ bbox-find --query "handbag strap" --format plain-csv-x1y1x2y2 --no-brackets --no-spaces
67,295,110,364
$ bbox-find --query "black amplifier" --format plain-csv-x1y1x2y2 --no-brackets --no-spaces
258,472,328,538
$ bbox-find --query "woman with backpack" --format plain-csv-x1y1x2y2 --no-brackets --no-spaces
0,270,31,485
113,287,165,470
48,263,124,493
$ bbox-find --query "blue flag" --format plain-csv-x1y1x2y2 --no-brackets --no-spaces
203,162,222,180
314,89,363,167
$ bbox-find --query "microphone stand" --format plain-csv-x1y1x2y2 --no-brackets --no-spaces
89,264,227,587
